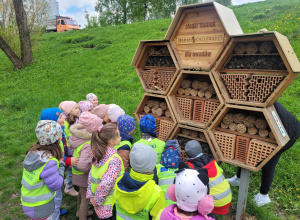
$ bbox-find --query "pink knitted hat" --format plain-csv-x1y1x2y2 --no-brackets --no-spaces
79,111,103,133
58,101,77,115
93,104,109,118
78,101,94,113
107,104,125,122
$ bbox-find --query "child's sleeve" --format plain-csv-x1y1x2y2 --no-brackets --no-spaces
94,156,122,206
76,144,92,173
117,149,130,172
86,170,92,199
40,160,64,192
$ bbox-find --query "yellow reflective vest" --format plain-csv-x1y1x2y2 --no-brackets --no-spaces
135,138,165,164
114,140,132,150
72,141,91,175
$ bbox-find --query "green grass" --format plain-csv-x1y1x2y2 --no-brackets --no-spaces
1,0,300,219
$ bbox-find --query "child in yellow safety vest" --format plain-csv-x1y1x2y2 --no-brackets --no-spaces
21,120,65,220
113,143,167,219
115,115,136,172
135,115,165,164
69,112,103,219
185,140,232,217
87,123,124,220
155,140,182,206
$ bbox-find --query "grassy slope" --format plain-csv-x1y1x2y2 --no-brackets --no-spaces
0,0,299,219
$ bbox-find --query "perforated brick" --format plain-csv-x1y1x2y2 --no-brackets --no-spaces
235,136,250,162
193,100,205,122
141,70,155,89
158,120,173,141
203,101,219,123
154,117,161,134
157,70,175,90
248,75,285,103
176,97,193,120
214,131,236,159
221,74,251,101
246,139,277,167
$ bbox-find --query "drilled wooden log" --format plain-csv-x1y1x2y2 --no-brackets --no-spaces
269,131,275,139
243,115,256,128
191,89,198,97
248,127,258,135
259,41,274,54
259,129,269,137
205,91,212,98
208,84,216,94
245,42,258,54
160,102,168,110
184,88,192,96
144,106,151,113
152,106,158,115
198,90,205,98
233,42,246,54
181,79,192,89
153,100,161,108
165,110,171,118
229,123,237,131
199,82,209,91
221,122,229,129
178,88,184,95
223,113,234,124
192,80,201,90
255,118,268,130
191,131,199,138
156,108,164,116
233,113,245,124
199,133,206,141
236,123,247,133
146,100,155,107
182,128,191,136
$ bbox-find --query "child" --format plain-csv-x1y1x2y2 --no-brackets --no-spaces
115,115,136,172
135,115,165,164
185,140,231,216
107,104,125,123
78,100,94,115
155,140,182,206
69,112,102,219
94,104,110,123
155,162,215,220
86,124,124,220
59,101,80,128
40,108,80,218
21,120,65,220
113,143,166,219
86,93,99,107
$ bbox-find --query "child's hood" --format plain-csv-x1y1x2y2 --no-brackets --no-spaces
92,147,117,168
23,151,50,172
120,130,134,143
69,123,92,149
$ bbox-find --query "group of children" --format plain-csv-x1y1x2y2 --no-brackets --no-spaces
21,92,233,220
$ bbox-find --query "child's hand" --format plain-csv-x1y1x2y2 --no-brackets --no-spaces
71,157,79,166
90,197,97,207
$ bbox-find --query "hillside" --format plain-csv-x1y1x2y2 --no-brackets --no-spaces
0,0,300,219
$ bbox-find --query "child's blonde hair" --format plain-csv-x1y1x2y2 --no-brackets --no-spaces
91,124,119,163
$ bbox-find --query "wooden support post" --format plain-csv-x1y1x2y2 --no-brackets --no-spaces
236,168,251,220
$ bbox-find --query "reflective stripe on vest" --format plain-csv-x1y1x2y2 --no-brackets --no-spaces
114,140,132,150
22,178,45,190
212,186,231,201
72,141,91,175
21,191,55,203
91,176,101,185
209,174,225,188
116,211,136,220
158,178,174,186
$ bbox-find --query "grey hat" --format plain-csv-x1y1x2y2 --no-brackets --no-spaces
185,140,202,158
35,120,62,145
130,143,157,173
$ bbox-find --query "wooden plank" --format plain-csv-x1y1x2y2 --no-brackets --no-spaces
219,69,289,75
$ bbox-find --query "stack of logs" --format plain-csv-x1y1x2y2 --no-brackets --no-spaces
233,41,277,55
181,128,207,140
143,99,171,118
177,79,217,99
220,112,274,139
145,46,175,67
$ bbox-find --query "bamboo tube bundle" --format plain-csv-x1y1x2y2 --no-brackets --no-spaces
233,113,245,124
221,122,229,129
208,84,216,94
248,127,258,135
229,123,237,131
144,106,151,113
198,90,205,98
204,90,213,98
160,102,168,110
182,128,191,136
259,129,269,137
184,88,192,96
259,42,274,54
199,82,209,91
245,42,258,54
243,115,256,128
236,123,247,133
269,131,275,139
233,42,246,54
191,131,199,138
178,88,184,95
223,113,234,124
192,80,202,90
165,109,171,118
191,89,198,96
255,118,268,130
181,79,192,89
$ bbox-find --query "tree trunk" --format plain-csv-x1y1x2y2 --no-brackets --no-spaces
0,35,23,69
13,0,34,65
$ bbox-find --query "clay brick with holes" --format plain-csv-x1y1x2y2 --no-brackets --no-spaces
203,101,219,123
214,131,236,160
141,70,155,89
158,120,174,141
193,100,205,122
246,139,277,167
176,97,193,120
248,75,285,103
154,118,161,134
235,136,250,162
221,74,250,101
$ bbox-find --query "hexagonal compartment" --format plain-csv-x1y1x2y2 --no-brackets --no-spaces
135,93,177,141
168,71,224,128
213,32,300,107
131,41,179,95
207,104,290,171
164,2,243,70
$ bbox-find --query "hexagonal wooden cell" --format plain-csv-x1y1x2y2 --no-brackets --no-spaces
164,2,243,70
212,31,300,107
131,40,179,95
169,124,220,162
207,104,290,171
168,71,224,129
135,93,177,142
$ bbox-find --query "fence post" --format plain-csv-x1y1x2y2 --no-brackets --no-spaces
236,168,251,220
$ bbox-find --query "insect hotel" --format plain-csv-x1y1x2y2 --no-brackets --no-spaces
131,2,300,172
